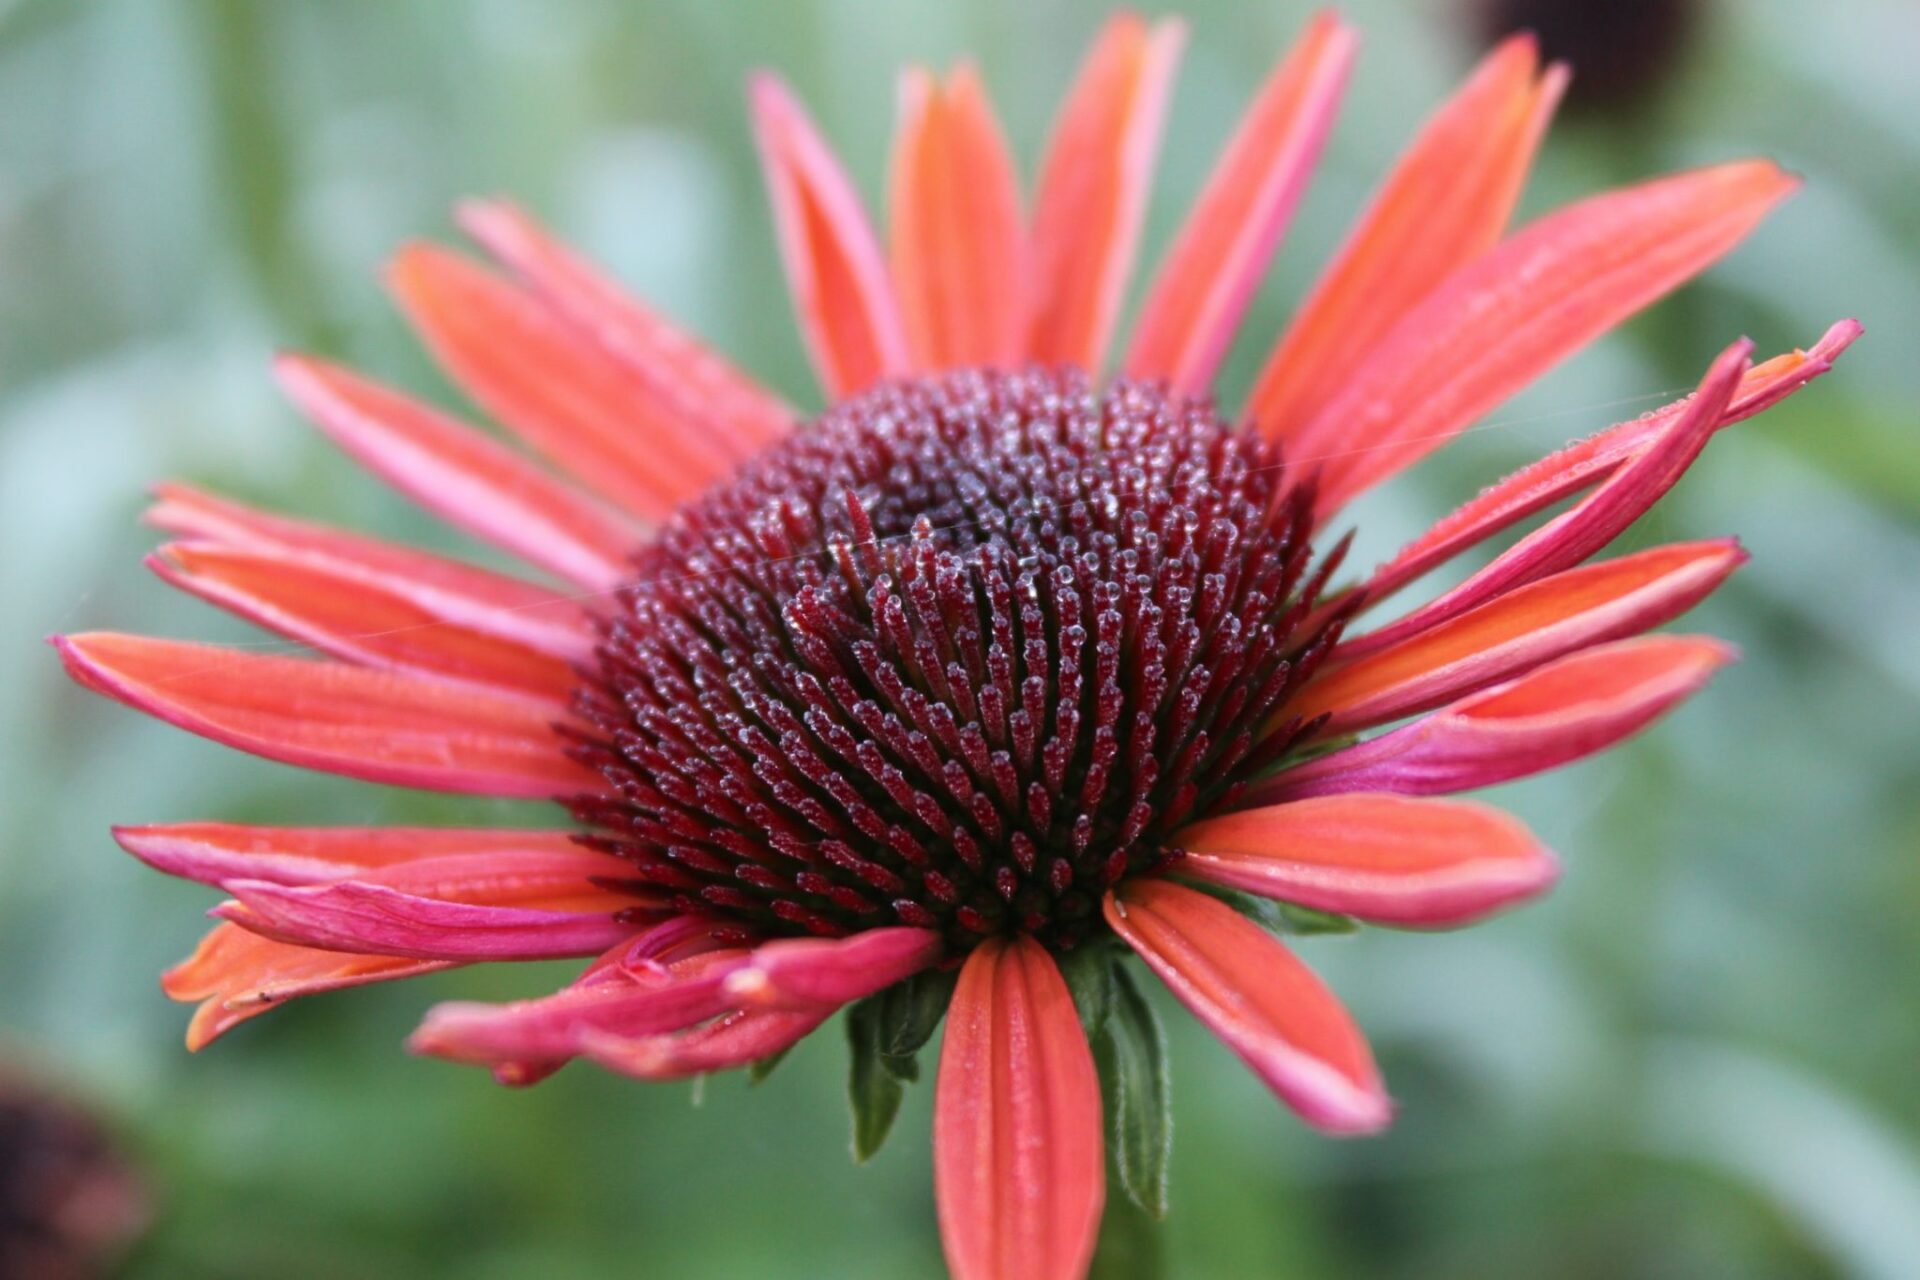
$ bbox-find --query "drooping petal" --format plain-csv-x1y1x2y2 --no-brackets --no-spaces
151,540,579,702
1106,878,1389,1133
458,199,794,452
276,355,639,590
113,823,591,890
1288,540,1745,735
146,484,596,663
1124,11,1356,393
388,245,738,519
935,935,1103,1280
1341,339,1751,657
723,926,944,1011
1256,635,1733,801
1252,35,1565,437
1288,160,1797,516
1174,794,1557,926
55,633,600,797
163,923,449,1051
750,73,911,400
888,63,1027,369
1027,14,1185,371
580,1006,832,1081
1356,319,1863,610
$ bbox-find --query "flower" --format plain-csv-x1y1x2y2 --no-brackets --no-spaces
55,11,1857,1279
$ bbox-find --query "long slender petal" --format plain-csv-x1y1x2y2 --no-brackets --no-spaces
113,823,593,890
935,936,1103,1280
1342,339,1750,657
1252,35,1565,437
1256,635,1733,801
888,63,1027,369
1124,12,1356,393
277,355,638,590
1288,540,1745,735
580,1006,832,1081
459,198,794,451
388,245,737,519
1289,160,1797,515
751,73,911,400
55,633,599,796
1106,878,1388,1133
151,540,579,702
146,484,596,663
1175,794,1557,926
1027,14,1184,370
723,926,944,1010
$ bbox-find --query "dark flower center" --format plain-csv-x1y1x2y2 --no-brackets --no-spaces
568,368,1341,950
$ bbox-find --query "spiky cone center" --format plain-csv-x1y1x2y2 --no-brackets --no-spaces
569,368,1342,951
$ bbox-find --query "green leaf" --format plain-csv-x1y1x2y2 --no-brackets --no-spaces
1097,965,1172,1219
846,996,906,1163
1058,940,1116,1036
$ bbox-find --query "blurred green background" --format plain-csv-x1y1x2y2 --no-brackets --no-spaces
3,0,1918,1276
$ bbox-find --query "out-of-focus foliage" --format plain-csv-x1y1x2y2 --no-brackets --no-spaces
2,1,1917,1276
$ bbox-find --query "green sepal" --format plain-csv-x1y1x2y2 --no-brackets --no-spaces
1095,964,1173,1220
747,1045,792,1085
845,996,905,1163
1273,902,1358,935
1057,939,1117,1037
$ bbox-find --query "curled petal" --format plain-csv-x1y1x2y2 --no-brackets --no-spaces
751,73,911,400
888,63,1027,369
1106,878,1389,1134
55,633,600,797
1027,14,1185,370
1290,160,1797,516
580,1006,832,1081
1253,34,1564,437
1257,635,1733,801
277,355,639,590
1175,794,1558,926
459,198,793,452
724,926,944,1011
1290,540,1746,735
1125,11,1355,393
935,936,1103,1280
113,823,591,890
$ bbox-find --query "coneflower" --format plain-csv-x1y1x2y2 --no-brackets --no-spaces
56,12,1855,1279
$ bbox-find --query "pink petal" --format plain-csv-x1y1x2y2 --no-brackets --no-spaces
723,926,944,1010
1290,540,1745,735
150,540,579,702
112,823,592,890
935,936,1104,1280
1174,794,1558,926
1124,11,1355,393
55,632,600,797
580,1006,832,1081
1355,319,1863,609
1106,878,1389,1134
888,63,1028,370
1259,635,1733,801
1341,339,1751,658
459,198,794,452
1027,14,1185,371
276,355,638,590
388,245,738,519
1288,160,1797,516
750,73,911,400
1253,34,1564,437
146,484,596,663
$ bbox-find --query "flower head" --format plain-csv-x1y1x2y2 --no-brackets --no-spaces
57,11,1856,1278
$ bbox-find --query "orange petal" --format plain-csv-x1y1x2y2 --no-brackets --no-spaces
888,63,1027,369
1289,160,1798,516
388,244,736,520
1027,15,1185,371
1106,879,1388,1133
1124,11,1356,393
935,935,1104,1280
115,822,591,889
751,73,911,400
459,198,794,452
1175,794,1558,926
55,633,599,797
1290,540,1746,734
1253,34,1565,438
